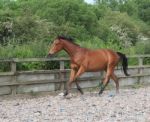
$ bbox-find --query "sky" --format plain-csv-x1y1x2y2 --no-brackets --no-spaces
84,0,95,4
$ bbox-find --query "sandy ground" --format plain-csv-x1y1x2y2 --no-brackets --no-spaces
0,87,150,122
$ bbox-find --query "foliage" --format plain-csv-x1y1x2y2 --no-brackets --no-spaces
0,0,149,70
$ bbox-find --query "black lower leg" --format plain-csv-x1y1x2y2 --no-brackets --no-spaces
64,81,72,96
99,84,106,94
99,80,109,95
63,90,68,96
78,87,84,94
76,82,84,94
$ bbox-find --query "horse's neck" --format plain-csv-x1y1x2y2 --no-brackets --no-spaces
63,41,80,57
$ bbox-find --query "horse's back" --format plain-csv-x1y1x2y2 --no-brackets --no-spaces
84,49,119,71
97,49,120,65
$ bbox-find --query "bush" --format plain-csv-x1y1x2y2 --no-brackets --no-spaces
0,0,149,71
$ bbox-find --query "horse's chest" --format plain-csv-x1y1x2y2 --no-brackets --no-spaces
71,58,82,65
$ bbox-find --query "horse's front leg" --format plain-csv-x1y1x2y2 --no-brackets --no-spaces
64,69,76,96
74,66,85,94
64,66,85,96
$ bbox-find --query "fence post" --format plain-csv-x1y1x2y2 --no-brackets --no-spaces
59,60,66,91
60,60,65,70
138,57,143,66
11,61,16,73
138,57,143,83
11,59,17,95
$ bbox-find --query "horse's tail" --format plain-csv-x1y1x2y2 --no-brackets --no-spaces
117,52,130,76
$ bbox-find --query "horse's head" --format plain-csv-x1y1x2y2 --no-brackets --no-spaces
47,38,63,57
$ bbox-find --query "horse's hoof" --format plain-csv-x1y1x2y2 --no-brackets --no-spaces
63,91,68,96
108,94,115,97
98,93,102,97
58,93,64,96
99,91,103,95
65,93,72,99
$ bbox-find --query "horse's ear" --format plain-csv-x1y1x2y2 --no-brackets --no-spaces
57,35,63,40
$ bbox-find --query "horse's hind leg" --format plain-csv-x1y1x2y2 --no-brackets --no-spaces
75,81,84,94
110,73,119,94
99,79,110,94
99,74,111,94
99,66,114,95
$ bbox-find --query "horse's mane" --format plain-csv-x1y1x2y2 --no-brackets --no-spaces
57,35,80,46
57,35,74,42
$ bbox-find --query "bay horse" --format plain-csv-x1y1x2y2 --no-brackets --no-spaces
48,36,129,96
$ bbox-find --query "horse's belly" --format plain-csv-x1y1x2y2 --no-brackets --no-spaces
86,58,107,72
87,64,106,72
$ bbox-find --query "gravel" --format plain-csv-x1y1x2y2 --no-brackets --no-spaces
0,87,150,122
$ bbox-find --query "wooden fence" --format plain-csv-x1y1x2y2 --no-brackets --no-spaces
0,55,150,95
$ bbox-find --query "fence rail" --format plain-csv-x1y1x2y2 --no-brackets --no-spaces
0,54,150,73
0,55,150,96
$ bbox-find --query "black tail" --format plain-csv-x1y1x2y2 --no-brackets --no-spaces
117,52,130,76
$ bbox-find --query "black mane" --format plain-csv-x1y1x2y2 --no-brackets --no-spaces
57,35,74,42
57,35,80,46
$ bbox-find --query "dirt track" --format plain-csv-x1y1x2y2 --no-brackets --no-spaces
0,87,150,122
